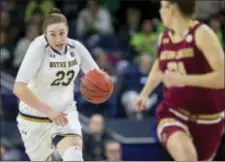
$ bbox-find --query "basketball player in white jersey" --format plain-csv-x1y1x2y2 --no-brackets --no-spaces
13,8,99,161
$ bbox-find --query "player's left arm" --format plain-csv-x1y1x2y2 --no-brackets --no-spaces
78,42,100,73
183,24,225,89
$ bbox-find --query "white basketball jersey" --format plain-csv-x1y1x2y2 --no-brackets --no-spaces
16,35,99,117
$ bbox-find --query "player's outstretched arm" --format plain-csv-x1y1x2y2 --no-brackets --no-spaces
13,39,51,113
140,59,163,97
13,38,68,125
14,82,52,114
135,59,163,112
135,34,164,112
183,25,225,89
14,83,68,126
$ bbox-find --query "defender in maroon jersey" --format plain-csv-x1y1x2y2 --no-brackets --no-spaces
135,0,224,161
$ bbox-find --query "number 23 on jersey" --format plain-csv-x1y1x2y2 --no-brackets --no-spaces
51,70,75,86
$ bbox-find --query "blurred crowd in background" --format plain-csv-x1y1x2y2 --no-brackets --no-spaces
0,0,224,160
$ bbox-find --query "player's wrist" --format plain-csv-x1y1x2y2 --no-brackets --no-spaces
140,90,149,98
181,75,190,86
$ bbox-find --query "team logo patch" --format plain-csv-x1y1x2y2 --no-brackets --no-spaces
50,54,55,58
186,35,193,43
70,52,75,57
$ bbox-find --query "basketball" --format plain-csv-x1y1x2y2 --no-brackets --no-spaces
80,69,114,104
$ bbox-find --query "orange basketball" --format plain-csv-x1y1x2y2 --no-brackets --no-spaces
80,69,114,104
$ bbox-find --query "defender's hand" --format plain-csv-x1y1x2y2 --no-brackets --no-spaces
163,70,185,88
135,95,148,112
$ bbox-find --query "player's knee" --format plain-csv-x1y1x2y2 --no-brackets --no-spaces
182,149,198,161
62,145,83,161
56,135,83,156
176,153,197,162
56,136,83,161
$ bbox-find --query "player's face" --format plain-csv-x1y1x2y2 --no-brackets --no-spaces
45,22,68,52
160,1,173,28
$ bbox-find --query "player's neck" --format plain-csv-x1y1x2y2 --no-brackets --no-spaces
53,44,67,54
59,45,66,53
172,16,192,38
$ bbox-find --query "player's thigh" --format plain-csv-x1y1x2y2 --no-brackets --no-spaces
54,107,82,137
17,117,54,161
166,129,197,161
192,121,224,161
157,118,197,161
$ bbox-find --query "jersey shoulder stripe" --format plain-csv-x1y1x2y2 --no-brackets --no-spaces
34,35,48,47
67,38,87,50
67,38,75,48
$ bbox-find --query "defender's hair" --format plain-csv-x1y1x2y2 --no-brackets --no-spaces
43,8,68,31
167,0,196,17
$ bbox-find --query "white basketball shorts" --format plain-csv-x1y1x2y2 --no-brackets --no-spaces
16,105,82,161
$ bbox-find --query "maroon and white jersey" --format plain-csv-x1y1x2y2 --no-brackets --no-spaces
158,21,225,114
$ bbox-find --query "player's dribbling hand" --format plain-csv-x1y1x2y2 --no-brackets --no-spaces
46,110,68,126
135,95,148,112
163,70,185,87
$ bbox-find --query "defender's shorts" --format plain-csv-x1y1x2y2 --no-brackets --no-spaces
156,102,224,161
17,106,82,161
